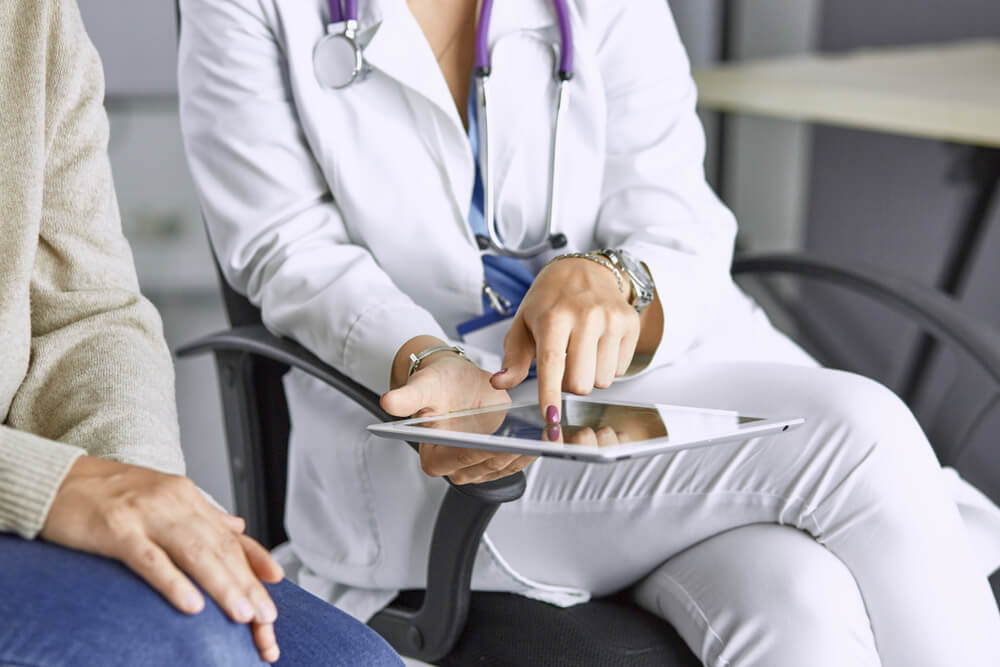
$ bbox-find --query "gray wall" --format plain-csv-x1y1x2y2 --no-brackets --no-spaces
796,1,1000,499
78,1,178,96
672,0,1000,501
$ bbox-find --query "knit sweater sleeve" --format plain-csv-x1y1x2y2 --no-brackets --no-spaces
0,428,85,539
0,0,185,539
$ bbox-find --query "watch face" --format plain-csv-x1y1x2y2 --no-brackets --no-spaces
602,249,654,312
617,249,655,292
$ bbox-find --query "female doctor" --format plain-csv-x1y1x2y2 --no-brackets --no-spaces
179,0,1000,664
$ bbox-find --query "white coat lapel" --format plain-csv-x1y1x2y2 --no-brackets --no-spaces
361,0,460,128
360,0,554,127
359,0,484,245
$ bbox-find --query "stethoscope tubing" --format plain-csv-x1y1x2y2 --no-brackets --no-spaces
474,75,570,259
474,0,573,79
327,0,357,25
473,0,574,258
319,0,575,258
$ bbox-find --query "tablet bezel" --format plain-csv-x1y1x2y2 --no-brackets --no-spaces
367,396,804,462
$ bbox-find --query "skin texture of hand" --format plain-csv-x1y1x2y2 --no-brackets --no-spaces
383,336,536,484
490,257,644,422
40,456,285,663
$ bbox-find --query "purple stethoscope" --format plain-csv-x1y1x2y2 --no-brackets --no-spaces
314,0,574,258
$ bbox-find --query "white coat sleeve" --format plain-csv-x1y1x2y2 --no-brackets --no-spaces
584,0,738,369
177,0,448,394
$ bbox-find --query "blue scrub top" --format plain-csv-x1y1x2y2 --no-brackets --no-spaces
458,85,537,339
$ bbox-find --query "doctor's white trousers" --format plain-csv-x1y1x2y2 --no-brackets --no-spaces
279,290,1000,667
480,362,1000,667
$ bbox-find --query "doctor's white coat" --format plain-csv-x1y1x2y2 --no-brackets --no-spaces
178,0,1000,620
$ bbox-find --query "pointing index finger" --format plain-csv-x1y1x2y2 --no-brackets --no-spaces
535,328,570,424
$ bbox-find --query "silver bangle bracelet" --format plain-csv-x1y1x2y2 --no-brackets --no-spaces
544,251,626,296
408,345,468,377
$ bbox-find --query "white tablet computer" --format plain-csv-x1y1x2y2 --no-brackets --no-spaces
368,396,803,462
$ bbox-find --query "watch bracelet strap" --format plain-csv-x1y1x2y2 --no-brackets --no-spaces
544,252,627,297
408,345,468,377
597,248,654,313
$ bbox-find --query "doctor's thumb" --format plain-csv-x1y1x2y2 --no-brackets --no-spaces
492,329,533,390
380,382,428,417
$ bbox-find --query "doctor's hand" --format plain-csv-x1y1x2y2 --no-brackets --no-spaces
491,257,642,422
41,456,285,663
383,335,537,484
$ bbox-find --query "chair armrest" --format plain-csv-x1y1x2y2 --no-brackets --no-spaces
732,252,1000,385
177,325,390,421
177,324,526,501
177,324,525,659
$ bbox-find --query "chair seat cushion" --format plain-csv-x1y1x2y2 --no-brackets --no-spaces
438,592,701,667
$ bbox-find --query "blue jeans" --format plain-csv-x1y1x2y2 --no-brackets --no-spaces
0,534,402,667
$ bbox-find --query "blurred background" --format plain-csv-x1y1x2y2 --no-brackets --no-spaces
77,0,1000,512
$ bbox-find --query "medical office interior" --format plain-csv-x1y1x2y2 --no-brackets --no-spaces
78,0,1000,659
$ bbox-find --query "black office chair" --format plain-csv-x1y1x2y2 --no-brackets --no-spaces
177,252,1000,665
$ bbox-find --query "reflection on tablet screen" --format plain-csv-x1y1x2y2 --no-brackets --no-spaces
415,400,764,448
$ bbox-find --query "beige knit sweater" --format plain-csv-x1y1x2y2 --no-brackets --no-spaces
0,0,184,539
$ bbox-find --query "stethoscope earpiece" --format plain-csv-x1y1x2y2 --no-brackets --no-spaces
549,233,568,249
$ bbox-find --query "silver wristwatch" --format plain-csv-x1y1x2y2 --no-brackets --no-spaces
598,249,655,314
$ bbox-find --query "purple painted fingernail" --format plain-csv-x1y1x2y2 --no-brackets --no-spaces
546,425,561,441
546,405,559,424
492,368,508,378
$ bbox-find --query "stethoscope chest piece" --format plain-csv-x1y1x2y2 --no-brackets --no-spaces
314,21,365,89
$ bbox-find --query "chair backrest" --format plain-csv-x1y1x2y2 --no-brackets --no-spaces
215,261,265,327
212,259,293,548
176,0,289,547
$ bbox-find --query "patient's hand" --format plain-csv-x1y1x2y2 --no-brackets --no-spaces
41,456,284,663
383,336,536,484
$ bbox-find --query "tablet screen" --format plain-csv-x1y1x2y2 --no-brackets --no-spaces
414,399,764,448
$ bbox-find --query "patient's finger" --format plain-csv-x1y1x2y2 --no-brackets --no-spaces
253,620,280,663
206,507,246,534
238,533,285,584
116,533,203,616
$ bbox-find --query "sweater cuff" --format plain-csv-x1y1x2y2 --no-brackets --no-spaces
0,427,85,539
